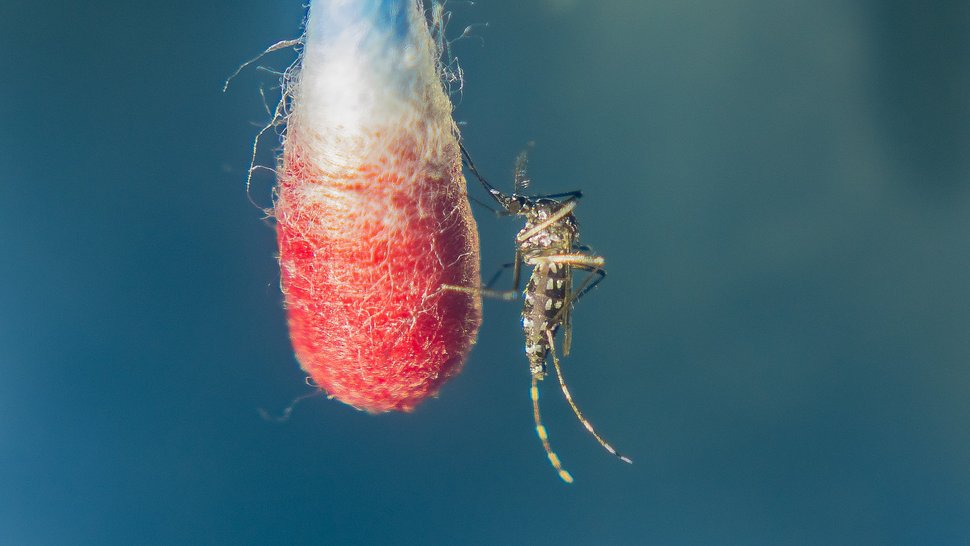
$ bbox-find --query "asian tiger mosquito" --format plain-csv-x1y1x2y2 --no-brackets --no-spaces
445,143,632,483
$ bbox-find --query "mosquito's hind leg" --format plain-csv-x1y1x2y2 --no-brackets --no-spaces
531,375,574,483
545,329,632,465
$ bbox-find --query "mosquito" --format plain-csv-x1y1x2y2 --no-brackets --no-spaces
445,143,632,483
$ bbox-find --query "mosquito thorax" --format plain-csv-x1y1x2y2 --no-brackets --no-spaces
516,199,579,252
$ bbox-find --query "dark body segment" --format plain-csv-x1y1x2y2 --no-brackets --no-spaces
522,258,572,376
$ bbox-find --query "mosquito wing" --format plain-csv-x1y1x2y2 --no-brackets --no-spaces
513,145,532,194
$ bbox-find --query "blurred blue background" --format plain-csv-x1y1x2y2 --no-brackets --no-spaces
1,1,969,544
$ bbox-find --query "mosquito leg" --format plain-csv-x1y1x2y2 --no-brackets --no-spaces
468,195,505,216
484,262,516,289
531,375,574,483
530,190,584,201
561,301,573,357
442,249,523,300
510,249,523,292
440,284,519,301
545,329,632,464
530,253,603,269
569,265,607,304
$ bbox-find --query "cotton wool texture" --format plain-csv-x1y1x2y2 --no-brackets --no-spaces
275,0,482,412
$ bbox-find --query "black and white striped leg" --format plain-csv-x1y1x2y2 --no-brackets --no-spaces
545,329,633,465
531,375,574,483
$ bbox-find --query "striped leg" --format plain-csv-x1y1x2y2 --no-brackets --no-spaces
531,375,574,483
546,329,632,465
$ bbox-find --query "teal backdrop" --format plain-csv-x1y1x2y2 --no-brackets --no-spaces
1,1,968,544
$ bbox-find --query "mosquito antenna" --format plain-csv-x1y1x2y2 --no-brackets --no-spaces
459,141,507,205
531,376,574,483
546,330,633,464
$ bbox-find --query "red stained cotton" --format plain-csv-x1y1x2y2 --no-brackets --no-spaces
273,1,481,412
276,134,481,413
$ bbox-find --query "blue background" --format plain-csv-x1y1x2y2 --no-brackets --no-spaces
2,1,969,544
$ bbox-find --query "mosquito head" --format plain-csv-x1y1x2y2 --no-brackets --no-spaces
500,193,532,216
